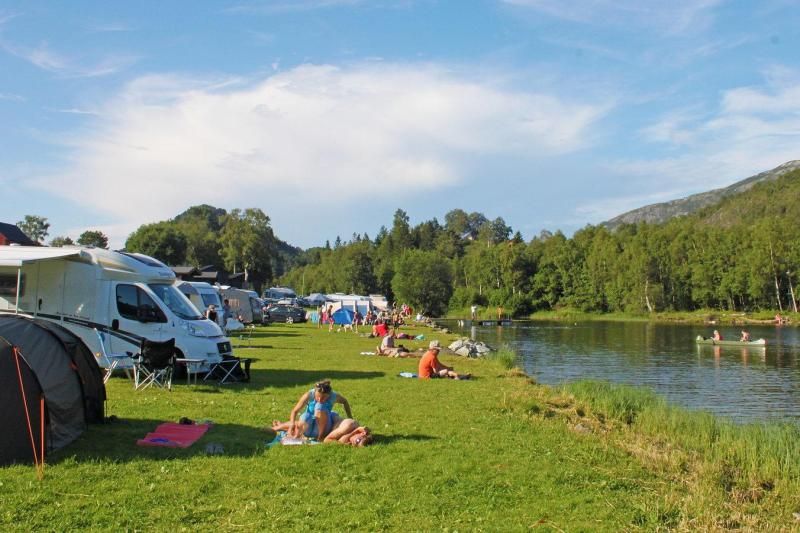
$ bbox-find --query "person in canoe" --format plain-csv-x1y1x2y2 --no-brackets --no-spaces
740,330,751,342
712,330,723,341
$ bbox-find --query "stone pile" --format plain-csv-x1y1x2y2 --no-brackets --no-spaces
447,338,493,358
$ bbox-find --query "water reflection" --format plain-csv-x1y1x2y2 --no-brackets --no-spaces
443,320,800,424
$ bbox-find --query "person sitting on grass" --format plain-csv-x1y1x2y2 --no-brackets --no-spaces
376,329,409,357
271,380,352,440
418,340,470,380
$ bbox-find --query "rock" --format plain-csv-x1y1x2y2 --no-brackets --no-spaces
448,339,465,351
475,344,491,354
573,423,591,434
455,347,472,357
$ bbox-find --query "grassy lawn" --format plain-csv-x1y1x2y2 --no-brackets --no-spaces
1,322,797,530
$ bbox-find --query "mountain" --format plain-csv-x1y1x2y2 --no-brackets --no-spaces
603,160,800,230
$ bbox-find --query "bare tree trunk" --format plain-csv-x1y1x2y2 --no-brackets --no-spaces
644,279,653,313
788,273,798,313
768,240,783,312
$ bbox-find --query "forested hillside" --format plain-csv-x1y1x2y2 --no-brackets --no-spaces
124,205,301,291
280,168,800,316
604,160,800,229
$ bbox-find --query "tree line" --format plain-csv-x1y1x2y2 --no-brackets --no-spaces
281,169,800,316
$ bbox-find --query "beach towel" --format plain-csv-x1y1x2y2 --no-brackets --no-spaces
137,423,210,448
266,431,321,448
398,372,418,378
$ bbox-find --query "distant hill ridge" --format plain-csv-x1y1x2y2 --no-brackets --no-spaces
603,160,800,229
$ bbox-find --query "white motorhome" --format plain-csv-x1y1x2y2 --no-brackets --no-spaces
217,286,264,324
0,246,231,367
176,281,225,327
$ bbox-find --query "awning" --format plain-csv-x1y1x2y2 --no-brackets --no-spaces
0,248,83,267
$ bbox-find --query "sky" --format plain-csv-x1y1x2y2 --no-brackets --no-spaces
1,0,799,249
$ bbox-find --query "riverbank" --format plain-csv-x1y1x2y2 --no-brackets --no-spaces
447,306,796,326
1,322,797,529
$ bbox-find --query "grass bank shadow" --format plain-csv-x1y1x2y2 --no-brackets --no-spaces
183,369,385,393
48,418,271,464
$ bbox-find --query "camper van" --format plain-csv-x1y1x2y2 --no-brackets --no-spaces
0,246,231,367
263,286,297,304
176,281,225,327
217,286,264,324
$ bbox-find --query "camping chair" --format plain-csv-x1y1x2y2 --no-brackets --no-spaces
235,325,255,348
133,338,176,391
93,328,133,384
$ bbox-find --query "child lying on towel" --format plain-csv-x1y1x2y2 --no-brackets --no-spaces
269,418,373,447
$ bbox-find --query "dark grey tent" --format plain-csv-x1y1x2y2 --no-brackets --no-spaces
0,316,105,465
0,337,46,466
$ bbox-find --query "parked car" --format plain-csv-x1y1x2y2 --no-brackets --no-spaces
263,304,307,324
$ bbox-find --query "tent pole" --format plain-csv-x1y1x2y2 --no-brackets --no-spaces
15,267,21,314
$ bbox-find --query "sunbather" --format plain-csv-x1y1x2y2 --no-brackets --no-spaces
323,419,373,447
376,331,409,357
272,380,352,440
419,340,470,380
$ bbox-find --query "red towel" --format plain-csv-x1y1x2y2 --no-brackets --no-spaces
137,423,210,448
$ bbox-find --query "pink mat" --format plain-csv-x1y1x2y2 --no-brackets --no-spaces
137,423,210,448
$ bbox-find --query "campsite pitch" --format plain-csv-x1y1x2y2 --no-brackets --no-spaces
0,322,797,530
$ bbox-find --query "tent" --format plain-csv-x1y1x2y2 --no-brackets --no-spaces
0,316,105,465
331,308,355,325
0,337,45,466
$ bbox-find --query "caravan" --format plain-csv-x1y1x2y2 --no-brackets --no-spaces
176,281,225,327
0,246,231,367
217,286,264,324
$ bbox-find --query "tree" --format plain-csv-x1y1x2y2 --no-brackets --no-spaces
220,208,274,290
392,249,453,316
125,222,187,265
49,236,74,247
17,215,50,243
77,230,109,249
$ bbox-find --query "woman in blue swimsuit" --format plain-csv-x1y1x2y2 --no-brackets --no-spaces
273,380,353,440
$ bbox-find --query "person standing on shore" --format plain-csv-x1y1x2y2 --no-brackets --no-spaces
470,304,478,320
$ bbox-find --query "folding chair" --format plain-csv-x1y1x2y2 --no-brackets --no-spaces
235,325,255,348
94,328,133,384
133,338,176,391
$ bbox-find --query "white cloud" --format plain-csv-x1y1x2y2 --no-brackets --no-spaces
0,92,25,102
0,39,137,78
35,63,607,245
579,68,800,222
503,0,722,34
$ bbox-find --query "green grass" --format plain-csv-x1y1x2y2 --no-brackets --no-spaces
1,323,798,530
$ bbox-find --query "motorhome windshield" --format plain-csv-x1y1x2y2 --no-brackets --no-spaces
201,292,221,308
148,284,203,320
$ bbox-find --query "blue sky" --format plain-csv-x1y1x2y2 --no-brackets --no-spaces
1,0,799,249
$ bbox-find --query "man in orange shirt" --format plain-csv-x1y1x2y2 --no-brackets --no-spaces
418,340,470,380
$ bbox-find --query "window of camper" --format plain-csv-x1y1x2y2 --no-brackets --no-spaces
148,283,203,320
0,274,24,297
116,284,167,322
200,292,221,309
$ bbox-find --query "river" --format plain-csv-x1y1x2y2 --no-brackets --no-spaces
443,320,800,424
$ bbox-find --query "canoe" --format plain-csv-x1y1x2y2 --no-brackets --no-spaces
695,335,766,346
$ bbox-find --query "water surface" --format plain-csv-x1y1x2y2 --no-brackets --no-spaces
444,320,800,424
